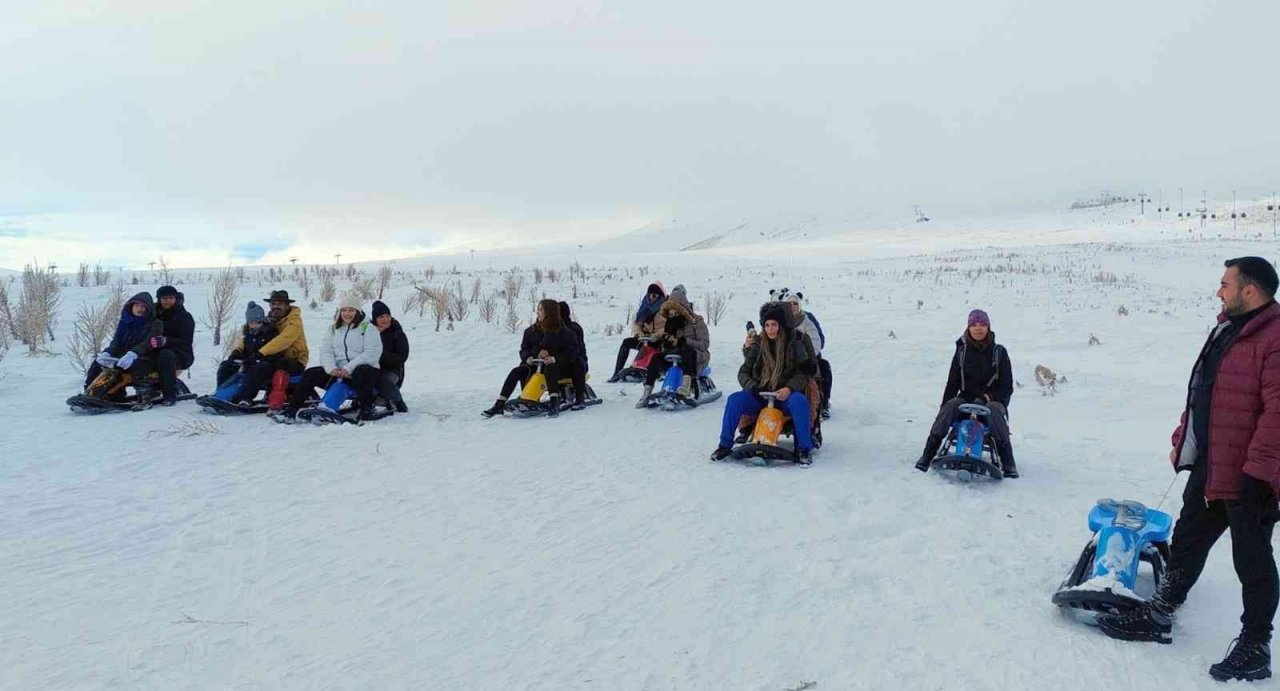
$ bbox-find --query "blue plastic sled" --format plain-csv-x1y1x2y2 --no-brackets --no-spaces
642,355,722,410
1052,498,1173,620
928,403,1005,481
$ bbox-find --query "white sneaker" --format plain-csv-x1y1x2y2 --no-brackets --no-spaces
635,386,653,409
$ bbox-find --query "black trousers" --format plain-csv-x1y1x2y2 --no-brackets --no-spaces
85,349,191,400
614,337,642,374
231,355,305,403
818,357,833,411
379,370,405,406
499,363,535,399
289,364,379,411
1160,464,1280,642
546,359,587,401
928,397,1013,461
644,345,699,388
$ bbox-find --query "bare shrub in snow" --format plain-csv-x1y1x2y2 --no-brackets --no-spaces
375,264,393,299
533,267,543,284
1117,304,1129,316
400,291,420,317
157,256,173,285
702,291,729,326
65,292,123,376
448,281,470,321
76,262,90,288
478,293,498,323
352,274,377,301
17,262,62,352
470,277,482,304
204,267,239,346
1088,332,1101,346
297,267,313,298
0,281,17,342
93,263,110,287
502,272,525,307
319,271,336,302
416,285,450,331
504,303,521,334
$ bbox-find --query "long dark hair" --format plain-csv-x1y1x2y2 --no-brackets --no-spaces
537,299,563,332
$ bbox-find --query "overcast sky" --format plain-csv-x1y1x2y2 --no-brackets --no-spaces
2,0,1277,269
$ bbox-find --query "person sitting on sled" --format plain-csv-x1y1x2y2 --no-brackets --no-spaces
278,293,382,422
84,292,164,402
636,284,710,407
482,300,549,418
780,290,832,419
150,285,196,405
560,301,588,374
912,308,1017,477
711,301,815,463
226,290,309,405
608,282,666,382
216,301,277,387
372,300,410,414
482,299,587,417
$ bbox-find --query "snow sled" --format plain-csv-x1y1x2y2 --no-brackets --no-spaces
504,359,602,418
642,353,723,410
928,403,1005,481
1052,498,1172,622
197,370,301,415
292,379,396,425
616,337,660,383
67,367,195,414
729,391,814,466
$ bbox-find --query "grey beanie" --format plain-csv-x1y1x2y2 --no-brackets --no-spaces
245,301,266,324
670,284,689,306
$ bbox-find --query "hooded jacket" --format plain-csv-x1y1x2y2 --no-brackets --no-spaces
377,318,410,380
653,297,711,372
634,282,667,329
155,291,196,366
258,306,309,366
942,333,1013,407
319,310,382,372
738,302,810,393
107,292,163,357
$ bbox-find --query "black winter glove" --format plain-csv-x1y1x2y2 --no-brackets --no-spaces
1240,475,1280,526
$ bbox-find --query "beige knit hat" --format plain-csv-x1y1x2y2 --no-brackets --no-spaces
337,292,362,311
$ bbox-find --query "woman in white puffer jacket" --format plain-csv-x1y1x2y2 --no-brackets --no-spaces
281,293,383,420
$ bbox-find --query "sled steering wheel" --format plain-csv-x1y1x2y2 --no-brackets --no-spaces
958,403,991,418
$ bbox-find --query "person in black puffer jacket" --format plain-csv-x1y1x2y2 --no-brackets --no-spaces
912,309,1018,477
150,285,197,404
481,299,585,418
559,301,588,373
371,300,410,413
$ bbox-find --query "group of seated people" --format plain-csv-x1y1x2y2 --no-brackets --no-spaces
89,286,411,421
89,280,1015,470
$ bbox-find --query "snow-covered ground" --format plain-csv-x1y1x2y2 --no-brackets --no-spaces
3,207,1278,689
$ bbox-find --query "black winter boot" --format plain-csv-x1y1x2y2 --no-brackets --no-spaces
1098,602,1173,643
914,434,944,472
998,442,1019,478
1210,638,1271,682
481,398,506,418
546,394,561,418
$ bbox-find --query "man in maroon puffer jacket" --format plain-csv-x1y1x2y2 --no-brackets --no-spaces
1101,256,1280,682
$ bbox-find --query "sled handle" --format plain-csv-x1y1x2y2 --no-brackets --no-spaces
759,390,780,406
664,354,683,364
958,403,991,418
